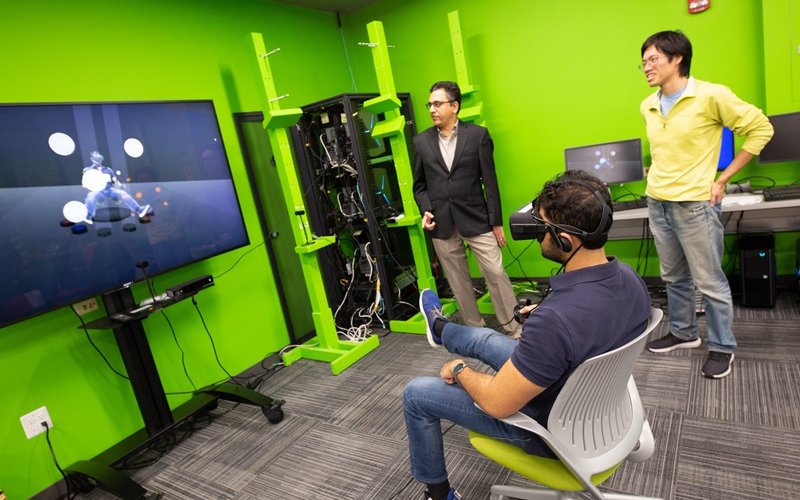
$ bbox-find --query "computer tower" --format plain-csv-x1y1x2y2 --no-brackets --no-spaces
739,233,776,307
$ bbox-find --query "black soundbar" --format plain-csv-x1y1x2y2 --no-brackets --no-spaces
165,275,214,299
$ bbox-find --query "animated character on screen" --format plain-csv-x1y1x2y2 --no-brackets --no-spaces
82,151,151,224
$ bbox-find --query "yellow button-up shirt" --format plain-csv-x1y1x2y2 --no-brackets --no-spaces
641,77,773,201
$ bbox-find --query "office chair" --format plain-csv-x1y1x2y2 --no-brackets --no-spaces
469,308,664,500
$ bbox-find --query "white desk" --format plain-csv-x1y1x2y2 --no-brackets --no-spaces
609,194,800,240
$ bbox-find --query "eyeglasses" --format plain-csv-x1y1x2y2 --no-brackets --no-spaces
425,100,455,110
638,55,667,71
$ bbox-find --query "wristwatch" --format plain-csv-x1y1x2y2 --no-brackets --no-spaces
451,362,467,381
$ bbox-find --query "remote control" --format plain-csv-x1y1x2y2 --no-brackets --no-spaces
109,312,134,322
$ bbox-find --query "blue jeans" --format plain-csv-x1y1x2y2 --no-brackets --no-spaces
647,198,736,352
403,323,532,485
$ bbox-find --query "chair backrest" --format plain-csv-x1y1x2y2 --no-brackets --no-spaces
546,308,663,470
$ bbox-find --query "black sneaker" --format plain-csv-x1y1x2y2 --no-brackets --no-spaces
419,288,446,348
702,352,734,379
423,488,461,500
647,332,701,353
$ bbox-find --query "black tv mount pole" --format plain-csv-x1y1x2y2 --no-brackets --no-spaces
65,284,285,499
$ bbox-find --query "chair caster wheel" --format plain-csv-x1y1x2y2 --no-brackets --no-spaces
262,404,284,424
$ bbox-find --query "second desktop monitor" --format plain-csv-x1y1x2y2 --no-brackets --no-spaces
564,138,643,185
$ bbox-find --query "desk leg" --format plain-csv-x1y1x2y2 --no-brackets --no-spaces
65,461,147,500
197,383,285,423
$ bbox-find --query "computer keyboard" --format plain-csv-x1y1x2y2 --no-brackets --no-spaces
612,197,648,211
762,184,800,201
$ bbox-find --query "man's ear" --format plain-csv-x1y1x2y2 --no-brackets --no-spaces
557,232,574,253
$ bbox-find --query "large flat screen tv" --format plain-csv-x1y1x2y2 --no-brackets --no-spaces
564,138,643,185
0,100,249,328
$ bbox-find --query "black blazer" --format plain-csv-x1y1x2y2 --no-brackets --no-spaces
412,121,503,239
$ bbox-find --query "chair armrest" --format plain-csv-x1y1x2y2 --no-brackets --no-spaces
498,411,548,435
473,403,549,439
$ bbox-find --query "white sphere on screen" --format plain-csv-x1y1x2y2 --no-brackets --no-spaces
49,133,76,156
124,138,144,158
63,201,88,223
82,169,111,191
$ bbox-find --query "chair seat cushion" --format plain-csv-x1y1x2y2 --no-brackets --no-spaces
468,431,620,491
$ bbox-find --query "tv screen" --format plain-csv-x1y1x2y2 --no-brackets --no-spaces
564,138,643,185
0,100,249,328
758,111,800,164
717,127,734,171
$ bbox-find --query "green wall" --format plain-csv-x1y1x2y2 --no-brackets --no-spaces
340,0,799,277
0,1,352,497
2,0,799,497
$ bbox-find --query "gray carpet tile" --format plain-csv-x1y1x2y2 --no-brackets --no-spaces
263,359,379,420
358,442,512,500
732,317,800,364
633,355,694,413
687,356,800,428
70,291,800,500
601,409,682,500
240,422,404,500
327,372,413,441
141,466,238,500
178,410,319,488
733,294,800,320
674,416,800,500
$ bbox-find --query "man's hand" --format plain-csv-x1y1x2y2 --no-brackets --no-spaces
492,225,507,247
422,211,436,231
518,303,538,316
441,358,466,385
710,180,726,207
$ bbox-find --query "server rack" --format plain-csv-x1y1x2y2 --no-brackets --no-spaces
290,93,420,333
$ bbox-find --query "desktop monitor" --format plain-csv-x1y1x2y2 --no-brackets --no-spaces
758,111,800,164
564,138,643,184
718,127,734,170
0,100,250,328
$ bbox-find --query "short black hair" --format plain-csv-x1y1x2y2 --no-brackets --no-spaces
429,81,461,113
641,30,692,77
536,170,612,249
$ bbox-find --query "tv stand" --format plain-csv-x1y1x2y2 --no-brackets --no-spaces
66,284,284,499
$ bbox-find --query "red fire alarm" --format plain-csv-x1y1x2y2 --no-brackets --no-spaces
688,0,710,14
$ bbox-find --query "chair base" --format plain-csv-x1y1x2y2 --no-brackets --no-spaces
491,484,663,500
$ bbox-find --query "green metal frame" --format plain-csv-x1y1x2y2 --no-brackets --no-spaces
360,21,459,334
251,32,378,374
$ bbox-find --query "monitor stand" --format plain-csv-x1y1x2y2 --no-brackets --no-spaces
65,284,284,499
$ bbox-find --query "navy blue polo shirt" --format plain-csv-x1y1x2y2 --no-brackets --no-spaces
509,257,651,456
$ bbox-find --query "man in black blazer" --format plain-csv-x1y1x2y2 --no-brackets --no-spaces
412,81,521,337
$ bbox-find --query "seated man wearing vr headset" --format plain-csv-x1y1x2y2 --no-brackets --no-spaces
404,170,652,500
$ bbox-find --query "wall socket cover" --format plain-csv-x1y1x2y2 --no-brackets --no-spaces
20,406,53,439
74,297,99,315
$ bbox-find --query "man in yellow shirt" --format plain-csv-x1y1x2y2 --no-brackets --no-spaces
639,30,773,378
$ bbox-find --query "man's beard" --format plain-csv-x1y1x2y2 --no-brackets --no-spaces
540,244,567,265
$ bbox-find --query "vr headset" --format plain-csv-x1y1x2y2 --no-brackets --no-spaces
508,179,613,252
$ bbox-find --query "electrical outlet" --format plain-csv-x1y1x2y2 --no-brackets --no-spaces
20,406,53,439
74,297,99,315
